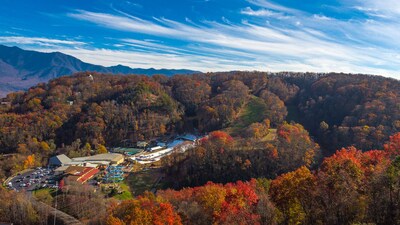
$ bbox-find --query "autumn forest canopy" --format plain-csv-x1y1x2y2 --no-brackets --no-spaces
1,71,400,225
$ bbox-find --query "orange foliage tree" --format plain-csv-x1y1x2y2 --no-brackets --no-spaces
23,154,35,169
158,179,279,225
384,132,400,158
106,193,182,225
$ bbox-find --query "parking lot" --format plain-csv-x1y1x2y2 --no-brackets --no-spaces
7,167,58,191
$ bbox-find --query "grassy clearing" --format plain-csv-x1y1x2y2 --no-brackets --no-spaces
227,96,268,135
113,182,133,200
234,128,278,151
33,188,55,204
240,97,268,125
125,168,164,196
263,129,277,142
33,188,56,197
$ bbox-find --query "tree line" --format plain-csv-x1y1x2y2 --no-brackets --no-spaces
106,132,400,225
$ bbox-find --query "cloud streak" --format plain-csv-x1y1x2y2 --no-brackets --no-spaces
66,8,400,78
352,0,400,18
2,0,399,79
240,7,287,18
0,36,85,47
246,0,302,15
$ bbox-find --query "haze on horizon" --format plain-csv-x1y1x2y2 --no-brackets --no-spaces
0,0,399,79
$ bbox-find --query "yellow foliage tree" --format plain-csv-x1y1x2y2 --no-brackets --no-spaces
269,166,315,225
97,144,108,154
83,143,92,156
40,141,50,151
32,138,39,145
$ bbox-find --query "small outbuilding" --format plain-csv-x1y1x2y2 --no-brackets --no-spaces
49,154,71,167
149,146,163,152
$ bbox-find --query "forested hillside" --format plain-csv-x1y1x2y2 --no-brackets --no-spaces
0,72,399,179
286,74,400,152
1,71,400,225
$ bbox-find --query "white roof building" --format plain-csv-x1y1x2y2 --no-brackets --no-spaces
177,134,198,142
71,153,124,165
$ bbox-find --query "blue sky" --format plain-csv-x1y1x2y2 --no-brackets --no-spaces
0,0,399,78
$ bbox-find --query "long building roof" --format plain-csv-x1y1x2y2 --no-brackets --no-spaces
72,153,123,162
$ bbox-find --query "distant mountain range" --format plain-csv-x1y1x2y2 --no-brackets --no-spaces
0,45,199,97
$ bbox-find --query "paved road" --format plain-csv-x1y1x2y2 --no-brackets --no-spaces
7,167,57,192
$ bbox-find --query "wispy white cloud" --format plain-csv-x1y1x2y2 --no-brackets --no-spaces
352,0,400,18
334,1,400,51
7,0,399,79
0,36,85,47
121,39,182,53
69,10,174,36
66,9,400,78
312,14,333,21
246,0,302,15
69,11,329,57
65,7,400,77
119,39,213,58
240,7,286,18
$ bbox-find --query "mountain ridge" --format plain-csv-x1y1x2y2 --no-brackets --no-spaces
0,45,200,97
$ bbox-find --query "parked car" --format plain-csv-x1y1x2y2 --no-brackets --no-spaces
47,180,55,184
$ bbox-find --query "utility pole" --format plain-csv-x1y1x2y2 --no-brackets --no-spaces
53,181,58,225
